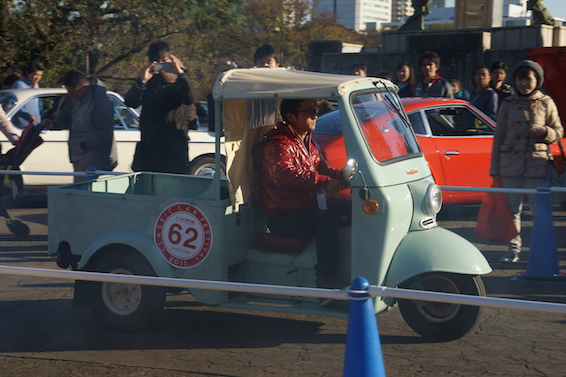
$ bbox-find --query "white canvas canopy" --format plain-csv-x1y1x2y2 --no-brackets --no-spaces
212,68,389,102
213,68,394,207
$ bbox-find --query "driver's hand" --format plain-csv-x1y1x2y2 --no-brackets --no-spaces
325,179,342,194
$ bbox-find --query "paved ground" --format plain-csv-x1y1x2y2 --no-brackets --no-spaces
0,201,565,376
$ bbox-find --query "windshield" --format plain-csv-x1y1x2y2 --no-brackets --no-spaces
315,91,421,162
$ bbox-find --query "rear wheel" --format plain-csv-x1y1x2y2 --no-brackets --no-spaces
90,251,166,333
398,273,485,341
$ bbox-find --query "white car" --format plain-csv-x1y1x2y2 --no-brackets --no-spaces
0,88,220,186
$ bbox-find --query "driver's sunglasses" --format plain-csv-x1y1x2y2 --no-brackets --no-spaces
297,107,320,117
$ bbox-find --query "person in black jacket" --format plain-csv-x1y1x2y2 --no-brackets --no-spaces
125,41,196,174
414,51,453,98
470,66,498,121
490,61,514,108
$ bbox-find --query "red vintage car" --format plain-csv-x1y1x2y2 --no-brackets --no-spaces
314,98,496,205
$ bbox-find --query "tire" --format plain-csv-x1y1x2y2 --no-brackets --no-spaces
398,273,485,341
187,156,225,177
90,251,166,333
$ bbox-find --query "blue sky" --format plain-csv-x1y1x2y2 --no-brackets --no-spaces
445,1,566,21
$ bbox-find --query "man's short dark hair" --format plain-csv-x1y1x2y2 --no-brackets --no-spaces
62,69,88,88
351,63,367,73
253,44,278,64
491,61,508,71
26,60,45,74
280,99,309,124
476,66,491,75
148,41,171,62
418,51,441,67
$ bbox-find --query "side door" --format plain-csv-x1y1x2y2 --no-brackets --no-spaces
410,105,495,205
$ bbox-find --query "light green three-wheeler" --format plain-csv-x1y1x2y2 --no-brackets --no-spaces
49,68,492,341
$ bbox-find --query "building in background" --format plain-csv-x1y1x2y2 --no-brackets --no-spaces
391,0,414,22
384,0,561,30
316,0,391,31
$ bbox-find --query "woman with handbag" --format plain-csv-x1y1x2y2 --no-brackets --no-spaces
490,60,563,263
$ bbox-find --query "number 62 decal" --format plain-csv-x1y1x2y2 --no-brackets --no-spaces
154,203,213,268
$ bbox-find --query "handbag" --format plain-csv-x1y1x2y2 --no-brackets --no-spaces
474,178,518,243
546,139,566,202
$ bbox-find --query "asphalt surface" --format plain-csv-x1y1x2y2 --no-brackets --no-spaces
0,198,565,376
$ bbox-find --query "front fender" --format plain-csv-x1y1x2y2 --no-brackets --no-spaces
77,228,174,278
384,227,492,288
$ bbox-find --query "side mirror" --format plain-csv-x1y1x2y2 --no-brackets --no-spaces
342,159,358,181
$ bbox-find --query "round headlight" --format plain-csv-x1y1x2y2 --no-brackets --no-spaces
425,184,442,216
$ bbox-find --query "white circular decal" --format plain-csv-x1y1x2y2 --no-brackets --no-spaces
154,203,213,268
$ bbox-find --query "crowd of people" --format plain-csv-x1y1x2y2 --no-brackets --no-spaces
1,45,563,268
350,52,565,264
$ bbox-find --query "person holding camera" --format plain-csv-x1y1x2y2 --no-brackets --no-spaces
125,41,196,174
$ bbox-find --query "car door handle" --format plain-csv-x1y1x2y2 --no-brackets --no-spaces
444,151,460,155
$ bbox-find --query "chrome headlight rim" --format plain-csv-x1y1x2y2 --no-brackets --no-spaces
425,184,442,216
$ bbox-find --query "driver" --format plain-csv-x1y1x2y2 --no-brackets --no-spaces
259,99,347,290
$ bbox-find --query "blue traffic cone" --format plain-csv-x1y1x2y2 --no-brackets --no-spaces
516,182,566,281
343,277,386,377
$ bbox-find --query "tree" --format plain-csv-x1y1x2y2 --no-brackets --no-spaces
216,0,365,69
1,0,243,93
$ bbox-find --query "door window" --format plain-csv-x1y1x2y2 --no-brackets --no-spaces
425,107,494,136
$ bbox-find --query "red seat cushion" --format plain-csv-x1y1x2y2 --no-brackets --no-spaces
254,232,309,254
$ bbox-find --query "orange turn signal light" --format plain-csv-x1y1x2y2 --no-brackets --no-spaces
363,200,379,214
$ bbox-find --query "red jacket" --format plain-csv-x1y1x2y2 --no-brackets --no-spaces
259,122,344,217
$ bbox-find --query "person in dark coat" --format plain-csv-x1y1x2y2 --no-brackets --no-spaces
41,70,117,182
470,66,498,121
414,51,453,98
490,61,514,108
125,41,196,174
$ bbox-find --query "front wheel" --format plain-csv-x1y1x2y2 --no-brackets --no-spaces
90,251,166,333
398,273,485,341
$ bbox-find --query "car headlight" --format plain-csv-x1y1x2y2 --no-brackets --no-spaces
425,184,442,216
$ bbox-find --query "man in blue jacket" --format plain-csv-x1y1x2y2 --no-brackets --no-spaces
12,60,45,128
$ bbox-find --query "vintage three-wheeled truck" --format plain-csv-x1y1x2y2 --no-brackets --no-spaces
48,68,492,340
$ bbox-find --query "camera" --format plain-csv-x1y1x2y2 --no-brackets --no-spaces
153,62,173,72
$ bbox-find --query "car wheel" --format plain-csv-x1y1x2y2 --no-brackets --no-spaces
90,251,166,333
187,156,225,177
398,272,485,341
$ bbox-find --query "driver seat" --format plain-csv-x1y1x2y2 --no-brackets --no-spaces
251,184,310,254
